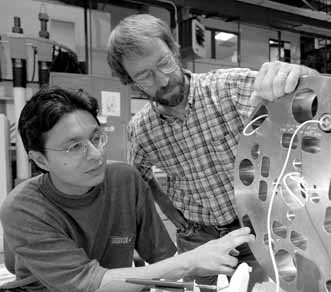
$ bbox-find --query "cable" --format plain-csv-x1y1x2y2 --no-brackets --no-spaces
266,119,320,292
242,114,268,136
282,172,306,208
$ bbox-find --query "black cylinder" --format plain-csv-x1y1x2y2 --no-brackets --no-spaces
38,61,49,86
12,59,27,88
12,16,23,34
39,12,49,39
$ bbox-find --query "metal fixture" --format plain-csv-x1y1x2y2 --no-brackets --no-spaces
234,75,331,292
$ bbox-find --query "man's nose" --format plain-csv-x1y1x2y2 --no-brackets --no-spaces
85,141,103,160
154,70,169,88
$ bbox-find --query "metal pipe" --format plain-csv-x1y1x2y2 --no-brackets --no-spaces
12,58,30,182
84,0,89,74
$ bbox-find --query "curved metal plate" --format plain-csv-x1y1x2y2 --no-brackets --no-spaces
234,75,331,292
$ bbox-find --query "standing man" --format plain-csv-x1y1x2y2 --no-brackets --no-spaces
106,13,318,291
0,86,255,292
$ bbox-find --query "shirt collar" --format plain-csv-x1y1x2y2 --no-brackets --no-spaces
183,69,195,107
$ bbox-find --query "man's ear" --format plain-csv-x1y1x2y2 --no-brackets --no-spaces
28,151,49,172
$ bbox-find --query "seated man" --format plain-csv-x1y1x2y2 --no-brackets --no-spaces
0,86,255,292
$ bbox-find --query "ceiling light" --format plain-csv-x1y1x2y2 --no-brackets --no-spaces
215,32,235,41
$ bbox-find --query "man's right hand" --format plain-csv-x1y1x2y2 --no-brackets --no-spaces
149,177,189,230
158,197,189,231
185,227,255,277
98,228,255,292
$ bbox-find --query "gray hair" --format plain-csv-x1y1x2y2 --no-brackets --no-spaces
107,14,179,85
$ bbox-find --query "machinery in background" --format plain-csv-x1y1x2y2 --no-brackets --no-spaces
0,15,54,183
0,11,83,185
0,11,57,253
234,75,331,292
179,17,207,59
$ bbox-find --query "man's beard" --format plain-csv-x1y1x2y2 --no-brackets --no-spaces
154,89,184,107
143,70,186,107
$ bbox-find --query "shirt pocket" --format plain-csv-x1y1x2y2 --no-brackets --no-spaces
172,175,209,207
206,133,237,172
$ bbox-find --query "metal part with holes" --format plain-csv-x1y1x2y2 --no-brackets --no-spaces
234,75,331,292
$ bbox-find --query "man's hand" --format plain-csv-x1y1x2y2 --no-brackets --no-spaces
251,61,319,106
149,177,189,230
158,195,189,230
186,227,255,277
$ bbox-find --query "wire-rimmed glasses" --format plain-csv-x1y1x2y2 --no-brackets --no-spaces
44,130,108,160
133,53,178,90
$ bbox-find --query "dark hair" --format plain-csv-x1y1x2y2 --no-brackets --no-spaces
18,86,99,155
107,14,179,85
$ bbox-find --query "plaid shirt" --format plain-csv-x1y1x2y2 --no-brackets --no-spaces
128,68,256,226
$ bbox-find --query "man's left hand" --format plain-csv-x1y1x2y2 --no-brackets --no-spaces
251,61,319,106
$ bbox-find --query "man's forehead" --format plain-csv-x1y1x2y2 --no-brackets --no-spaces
46,111,98,143
123,41,172,75
125,38,169,59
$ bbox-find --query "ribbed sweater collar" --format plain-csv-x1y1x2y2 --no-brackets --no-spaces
39,173,102,208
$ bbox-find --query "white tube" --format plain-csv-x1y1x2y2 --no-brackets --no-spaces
227,263,252,292
13,87,30,181
0,114,12,251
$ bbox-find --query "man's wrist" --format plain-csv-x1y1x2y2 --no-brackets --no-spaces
176,250,197,277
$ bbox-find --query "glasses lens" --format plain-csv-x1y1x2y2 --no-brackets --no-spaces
92,132,108,149
135,54,177,89
67,141,86,158
158,54,176,74
138,79,154,89
64,132,108,159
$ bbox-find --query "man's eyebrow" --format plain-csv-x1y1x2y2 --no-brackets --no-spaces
133,54,169,78
133,69,150,79
157,54,169,64
59,126,100,146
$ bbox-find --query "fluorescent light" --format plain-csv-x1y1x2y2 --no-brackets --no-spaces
215,32,235,41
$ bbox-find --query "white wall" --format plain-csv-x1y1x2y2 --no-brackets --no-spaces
240,24,279,70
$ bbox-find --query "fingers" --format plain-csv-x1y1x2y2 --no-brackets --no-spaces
227,226,251,236
260,62,280,99
285,65,318,93
284,65,300,94
253,61,319,102
218,265,236,276
272,65,291,97
222,253,239,267
253,62,269,93
221,227,255,252
229,248,240,257
213,254,238,276
187,227,253,277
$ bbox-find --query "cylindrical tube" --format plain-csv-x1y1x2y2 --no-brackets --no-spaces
13,81,30,181
38,61,49,87
12,59,26,88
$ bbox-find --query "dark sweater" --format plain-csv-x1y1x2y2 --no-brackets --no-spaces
1,162,176,292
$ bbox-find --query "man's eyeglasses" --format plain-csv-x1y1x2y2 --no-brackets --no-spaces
133,53,178,89
44,131,108,160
